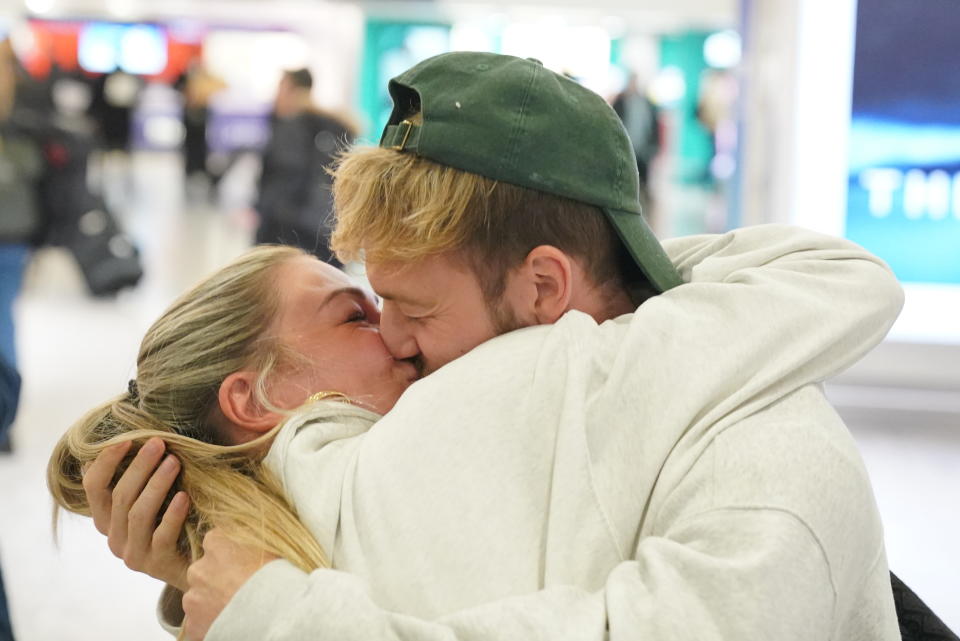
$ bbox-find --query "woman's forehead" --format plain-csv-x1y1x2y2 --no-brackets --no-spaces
284,255,352,289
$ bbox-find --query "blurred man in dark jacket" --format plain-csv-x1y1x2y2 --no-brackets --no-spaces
254,68,355,266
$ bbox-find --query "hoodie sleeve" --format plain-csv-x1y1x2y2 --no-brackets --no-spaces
206,511,835,641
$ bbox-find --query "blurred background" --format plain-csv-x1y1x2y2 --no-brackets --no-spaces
0,0,957,638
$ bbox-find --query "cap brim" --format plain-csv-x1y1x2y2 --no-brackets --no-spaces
604,207,683,293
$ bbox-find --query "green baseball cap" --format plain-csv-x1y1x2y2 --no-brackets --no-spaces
379,51,683,292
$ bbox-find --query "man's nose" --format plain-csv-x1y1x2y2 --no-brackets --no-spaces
379,308,420,360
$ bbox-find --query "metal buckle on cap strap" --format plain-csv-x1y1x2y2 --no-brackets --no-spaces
385,120,415,151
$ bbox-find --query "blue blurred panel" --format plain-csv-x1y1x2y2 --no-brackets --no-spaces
119,24,167,75
847,168,960,284
79,23,167,76
79,22,124,73
206,110,271,153
360,21,451,140
846,0,960,285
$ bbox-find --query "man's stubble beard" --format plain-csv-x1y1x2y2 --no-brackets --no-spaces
489,298,530,337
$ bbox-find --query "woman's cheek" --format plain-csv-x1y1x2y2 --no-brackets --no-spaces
363,329,393,359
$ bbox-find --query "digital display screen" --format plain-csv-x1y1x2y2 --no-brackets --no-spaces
78,22,167,75
846,0,960,285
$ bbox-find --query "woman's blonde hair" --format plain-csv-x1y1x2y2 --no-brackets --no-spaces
48,245,330,590
330,146,654,306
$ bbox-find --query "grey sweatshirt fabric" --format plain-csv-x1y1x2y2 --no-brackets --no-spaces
197,225,904,641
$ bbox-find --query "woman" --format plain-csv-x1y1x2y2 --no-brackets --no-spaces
49,244,414,590
50,227,903,641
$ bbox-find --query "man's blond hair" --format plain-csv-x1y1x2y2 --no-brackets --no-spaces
331,146,654,305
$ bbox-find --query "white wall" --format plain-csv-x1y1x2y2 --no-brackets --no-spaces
738,0,857,234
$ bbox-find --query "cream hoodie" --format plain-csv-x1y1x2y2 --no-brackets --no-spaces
201,225,904,641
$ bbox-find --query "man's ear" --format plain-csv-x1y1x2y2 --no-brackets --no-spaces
525,245,574,324
218,371,280,435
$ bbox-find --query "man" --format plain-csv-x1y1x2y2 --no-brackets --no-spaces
612,71,660,196
252,68,354,266
84,53,903,641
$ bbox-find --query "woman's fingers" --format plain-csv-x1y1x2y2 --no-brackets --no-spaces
107,437,166,557
154,491,191,591
82,440,132,535
125,454,182,566
154,491,190,549
81,438,192,587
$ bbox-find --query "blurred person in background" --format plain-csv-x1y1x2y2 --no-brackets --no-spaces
0,35,26,640
251,68,356,266
612,71,660,209
87,68,143,210
697,68,739,232
88,68,141,154
175,61,226,201
0,37,43,453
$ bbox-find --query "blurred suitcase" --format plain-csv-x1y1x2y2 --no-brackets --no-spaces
38,123,143,296
62,206,142,297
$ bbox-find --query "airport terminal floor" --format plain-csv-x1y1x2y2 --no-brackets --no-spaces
0,152,957,639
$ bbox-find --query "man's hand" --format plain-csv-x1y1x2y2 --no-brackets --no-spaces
82,437,191,590
182,529,278,641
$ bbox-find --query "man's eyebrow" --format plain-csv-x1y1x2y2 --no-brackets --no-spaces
320,286,368,308
373,289,411,304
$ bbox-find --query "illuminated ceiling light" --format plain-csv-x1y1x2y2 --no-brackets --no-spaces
25,0,56,15
704,30,741,69
650,66,686,105
79,23,121,73
120,24,167,75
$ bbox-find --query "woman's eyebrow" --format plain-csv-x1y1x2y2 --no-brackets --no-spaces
320,287,368,308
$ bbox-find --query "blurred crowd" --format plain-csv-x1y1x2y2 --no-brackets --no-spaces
0,28,742,457
0,35,368,437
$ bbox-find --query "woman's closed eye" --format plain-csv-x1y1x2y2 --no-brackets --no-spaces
334,291,381,326
345,308,368,323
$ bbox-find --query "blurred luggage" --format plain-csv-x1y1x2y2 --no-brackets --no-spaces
37,121,142,296
60,206,142,297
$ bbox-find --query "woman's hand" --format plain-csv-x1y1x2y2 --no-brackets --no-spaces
82,437,191,591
